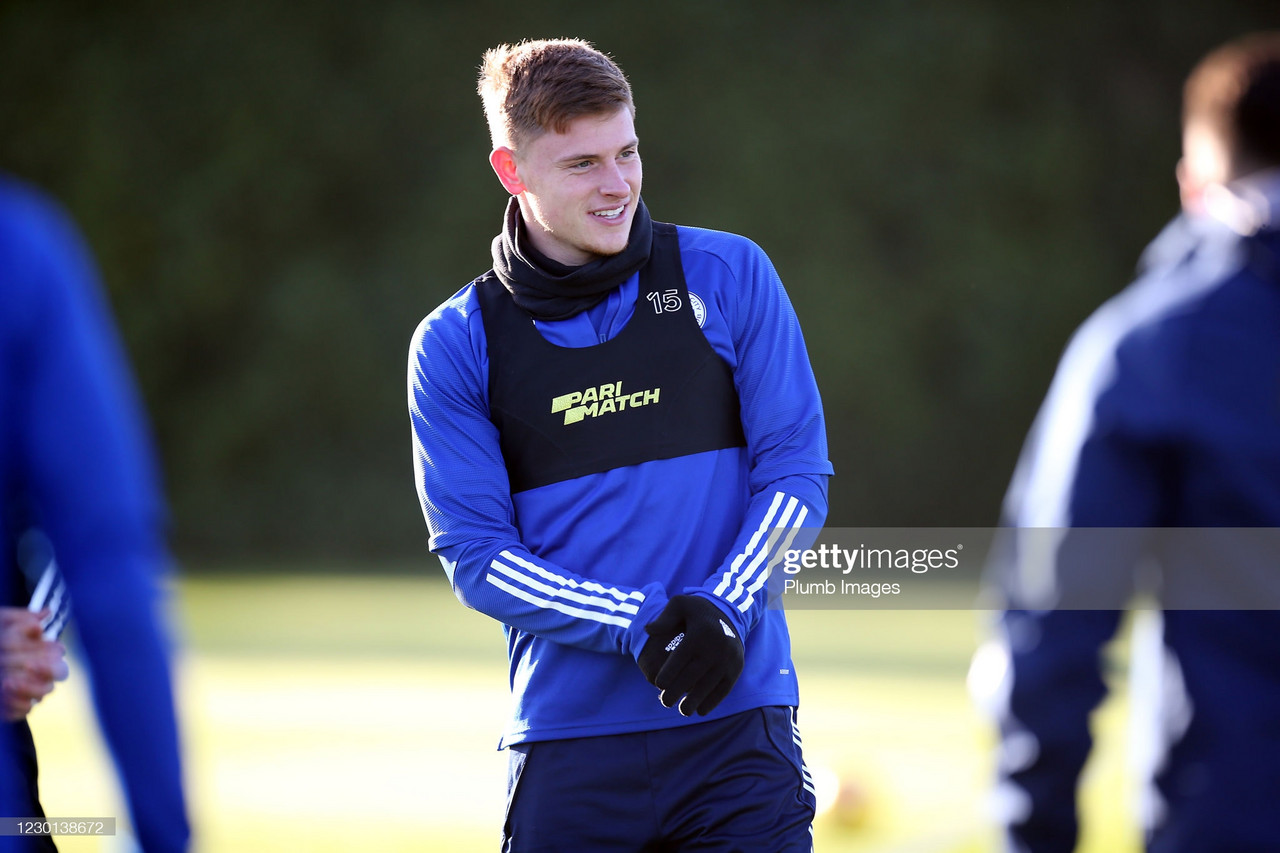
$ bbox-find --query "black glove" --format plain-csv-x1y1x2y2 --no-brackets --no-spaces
637,594,744,717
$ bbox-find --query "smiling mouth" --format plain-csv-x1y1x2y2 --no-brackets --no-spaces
591,204,627,219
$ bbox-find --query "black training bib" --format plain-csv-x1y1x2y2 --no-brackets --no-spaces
478,222,746,493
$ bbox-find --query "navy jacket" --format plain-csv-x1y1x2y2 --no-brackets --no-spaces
987,173,1280,853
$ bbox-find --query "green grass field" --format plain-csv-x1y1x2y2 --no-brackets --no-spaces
27,574,1142,852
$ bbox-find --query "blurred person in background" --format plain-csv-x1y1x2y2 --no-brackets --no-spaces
975,31,1280,853
408,38,832,852
1,174,189,851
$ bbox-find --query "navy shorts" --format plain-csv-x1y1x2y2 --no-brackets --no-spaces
502,706,816,852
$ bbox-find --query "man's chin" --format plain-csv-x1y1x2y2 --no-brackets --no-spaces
584,215,637,258
581,240,630,260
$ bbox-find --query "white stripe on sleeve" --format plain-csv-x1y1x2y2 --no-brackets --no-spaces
488,554,642,616
495,550,645,605
713,492,786,599
717,493,809,611
735,506,808,612
484,574,635,628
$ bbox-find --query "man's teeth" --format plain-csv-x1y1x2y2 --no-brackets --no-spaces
593,206,625,217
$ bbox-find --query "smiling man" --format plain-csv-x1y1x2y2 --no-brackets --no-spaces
488,104,641,265
407,39,833,851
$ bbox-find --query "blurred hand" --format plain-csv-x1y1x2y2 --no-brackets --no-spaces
1,607,69,720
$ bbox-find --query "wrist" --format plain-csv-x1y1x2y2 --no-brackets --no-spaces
626,587,670,659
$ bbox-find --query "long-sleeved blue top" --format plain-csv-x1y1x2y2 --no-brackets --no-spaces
0,175,189,851
409,220,834,747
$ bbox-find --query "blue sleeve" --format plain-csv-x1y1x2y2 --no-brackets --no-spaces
719,234,833,493
683,235,833,637
691,476,827,639
993,608,1121,853
3,184,189,852
990,303,1173,851
408,296,669,660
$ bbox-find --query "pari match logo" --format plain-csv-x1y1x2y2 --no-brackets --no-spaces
551,381,661,425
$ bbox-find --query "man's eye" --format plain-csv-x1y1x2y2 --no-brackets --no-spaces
573,161,592,169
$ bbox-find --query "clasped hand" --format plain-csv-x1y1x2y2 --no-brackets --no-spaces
637,594,744,717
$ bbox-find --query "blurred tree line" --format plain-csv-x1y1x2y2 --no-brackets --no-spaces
1,1,1275,566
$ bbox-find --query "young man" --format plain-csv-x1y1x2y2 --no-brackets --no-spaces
408,39,832,851
980,32,1280,853
0,174,189,852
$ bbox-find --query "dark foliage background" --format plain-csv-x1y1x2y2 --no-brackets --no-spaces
2,1,1276,564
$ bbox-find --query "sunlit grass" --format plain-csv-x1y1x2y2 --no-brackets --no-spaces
28,574,1140,852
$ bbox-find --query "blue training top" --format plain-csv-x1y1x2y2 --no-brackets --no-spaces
0,175,189,851
989,174,1280,852
408,218,834,747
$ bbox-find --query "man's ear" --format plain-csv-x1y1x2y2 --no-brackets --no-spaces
1176,157,1201,214
490,147,525,195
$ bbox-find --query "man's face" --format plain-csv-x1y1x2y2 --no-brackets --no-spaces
506,107,642,266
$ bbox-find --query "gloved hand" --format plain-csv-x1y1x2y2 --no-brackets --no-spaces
636,594,744,717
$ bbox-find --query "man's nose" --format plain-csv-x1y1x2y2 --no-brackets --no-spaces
599,161,630,196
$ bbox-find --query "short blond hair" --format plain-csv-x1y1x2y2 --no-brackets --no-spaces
478,38,634,152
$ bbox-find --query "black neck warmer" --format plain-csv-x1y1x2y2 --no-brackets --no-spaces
490,196,653,321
